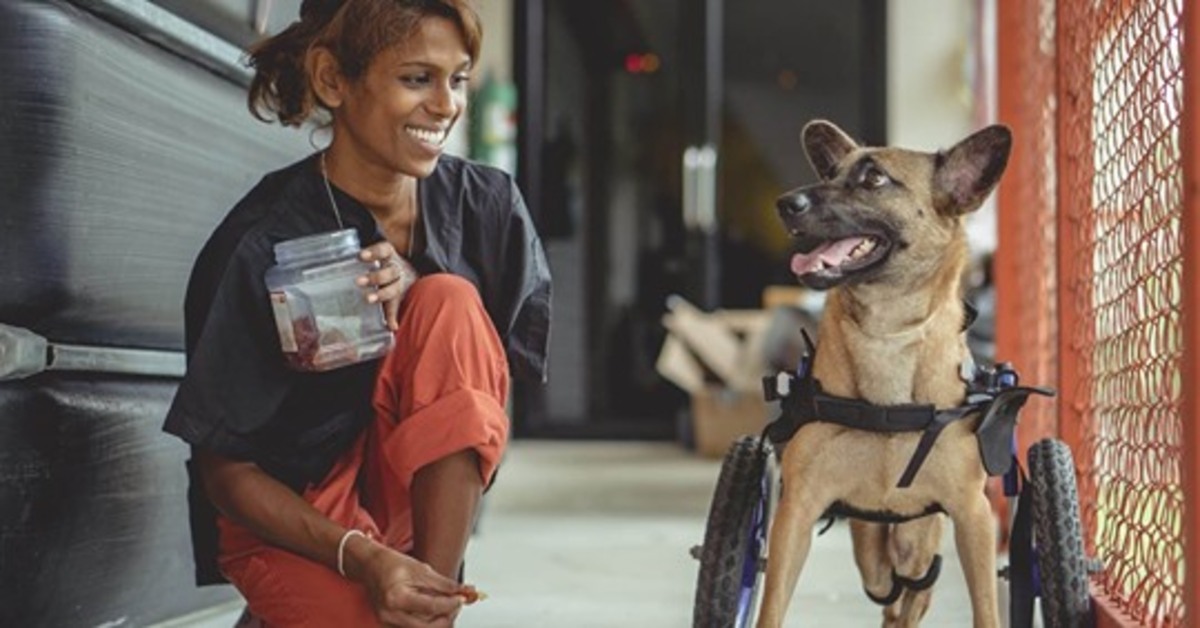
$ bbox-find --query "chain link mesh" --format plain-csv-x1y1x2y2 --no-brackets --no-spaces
998,0,1185,624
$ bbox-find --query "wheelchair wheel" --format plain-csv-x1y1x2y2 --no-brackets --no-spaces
1028,438,1091,627
693,435,776,628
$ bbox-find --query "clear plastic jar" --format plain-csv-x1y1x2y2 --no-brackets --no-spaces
264,229,396,372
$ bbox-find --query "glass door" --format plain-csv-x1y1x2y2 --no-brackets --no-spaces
514,0,886,439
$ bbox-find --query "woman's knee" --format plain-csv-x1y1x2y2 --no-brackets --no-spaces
407,274,482,309
224,549,380,627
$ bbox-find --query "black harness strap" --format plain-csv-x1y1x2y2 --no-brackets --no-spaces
895,405,981,488
825,500,944,524
768,373,981,488
896,554,943,591
864,554,944,606
865,581,903,607
805,392,938,433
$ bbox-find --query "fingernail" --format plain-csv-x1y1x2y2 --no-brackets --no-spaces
356,276,368,286
367,293,378,303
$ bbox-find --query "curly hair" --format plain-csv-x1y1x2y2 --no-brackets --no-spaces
245,0,482,127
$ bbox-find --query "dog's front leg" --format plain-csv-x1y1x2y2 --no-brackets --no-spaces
949,492,1000,628
850,520,893,602
887,516,944,627
756,478,826,628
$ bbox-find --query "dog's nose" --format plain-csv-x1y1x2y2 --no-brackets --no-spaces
777,193,811,217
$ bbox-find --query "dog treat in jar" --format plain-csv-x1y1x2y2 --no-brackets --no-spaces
264,229,396,372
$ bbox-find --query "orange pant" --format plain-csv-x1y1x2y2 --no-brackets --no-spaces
217,274,511,627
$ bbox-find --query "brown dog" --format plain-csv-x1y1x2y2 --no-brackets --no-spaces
757,120,1011,627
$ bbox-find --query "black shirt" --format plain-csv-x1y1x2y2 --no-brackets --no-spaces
163,153,551,584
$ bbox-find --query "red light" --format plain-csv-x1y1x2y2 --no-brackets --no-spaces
625,53,644,73
623,53,660,74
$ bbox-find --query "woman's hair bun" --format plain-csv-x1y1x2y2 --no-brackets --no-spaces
300,0,343,21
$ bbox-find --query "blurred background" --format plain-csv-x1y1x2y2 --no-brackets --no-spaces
3,0,1196,626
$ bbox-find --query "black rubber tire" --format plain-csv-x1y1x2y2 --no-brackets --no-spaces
693,435,773,628
1028,438,1092,628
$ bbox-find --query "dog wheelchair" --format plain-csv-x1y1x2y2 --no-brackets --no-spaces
690,329,1093,628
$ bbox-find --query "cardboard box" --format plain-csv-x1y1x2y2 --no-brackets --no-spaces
656,288,821,457
658,296,770,392
656,295,774,458
689,385,772,458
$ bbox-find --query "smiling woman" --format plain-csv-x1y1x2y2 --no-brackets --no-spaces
309,20,471,183
160,1,552,626
246,0,481,128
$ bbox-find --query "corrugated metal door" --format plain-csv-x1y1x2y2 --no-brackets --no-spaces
0,1,309,625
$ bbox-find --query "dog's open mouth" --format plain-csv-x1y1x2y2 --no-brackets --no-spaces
790,234,892,286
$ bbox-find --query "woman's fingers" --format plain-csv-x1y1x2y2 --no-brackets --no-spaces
455,584,487,605
413,566,464,596
359,241,398,264
358,259,407,290
369,556,465,627
356,255,416,331
380,612,453,628
383,298,400,331
377,591,461,627
371,268,411,302
407,590,464,617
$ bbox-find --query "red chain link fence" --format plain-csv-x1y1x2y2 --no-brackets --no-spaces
997,0,1200,625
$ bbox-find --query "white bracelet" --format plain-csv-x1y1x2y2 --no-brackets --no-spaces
337,529,367,578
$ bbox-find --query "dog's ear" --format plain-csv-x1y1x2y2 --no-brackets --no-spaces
933,125,1012,215
802,120,859,181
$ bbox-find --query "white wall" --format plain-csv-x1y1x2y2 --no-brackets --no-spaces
476,0,513,82
887,0,975,148
888,0,997,253
446,1,513,157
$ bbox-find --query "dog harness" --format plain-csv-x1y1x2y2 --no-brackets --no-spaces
761,310,1054,489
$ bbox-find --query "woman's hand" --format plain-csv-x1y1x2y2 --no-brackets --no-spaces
358,241,419,331
345,536,464,627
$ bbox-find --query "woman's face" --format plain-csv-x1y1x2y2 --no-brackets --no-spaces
331,16,471,178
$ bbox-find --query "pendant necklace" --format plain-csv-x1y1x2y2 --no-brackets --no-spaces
319,151,416,258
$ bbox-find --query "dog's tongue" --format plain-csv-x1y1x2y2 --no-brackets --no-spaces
790,237,868,275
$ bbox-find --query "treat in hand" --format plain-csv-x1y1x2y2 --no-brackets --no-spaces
458,584,487,605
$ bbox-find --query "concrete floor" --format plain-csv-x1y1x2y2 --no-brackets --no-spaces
458,441,978,628
157,440,1006,628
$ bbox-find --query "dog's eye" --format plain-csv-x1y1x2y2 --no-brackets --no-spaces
861,167,890,189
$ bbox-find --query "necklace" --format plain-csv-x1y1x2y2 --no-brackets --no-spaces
320,151,416,257
319,151,345,230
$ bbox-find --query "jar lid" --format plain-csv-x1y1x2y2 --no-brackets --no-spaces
274,228,360,266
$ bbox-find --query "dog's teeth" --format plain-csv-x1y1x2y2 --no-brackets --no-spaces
849,238,879,260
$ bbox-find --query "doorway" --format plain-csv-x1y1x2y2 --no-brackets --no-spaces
513,0,887,439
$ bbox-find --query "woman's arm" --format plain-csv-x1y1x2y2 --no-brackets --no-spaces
195,448,348,566
195,449,465,625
